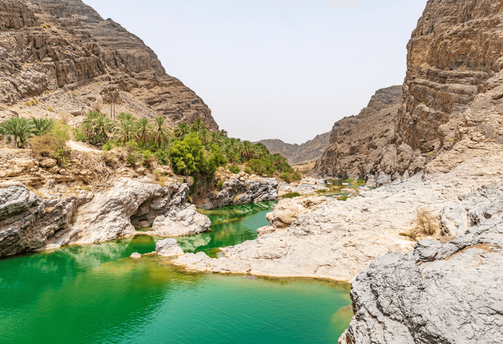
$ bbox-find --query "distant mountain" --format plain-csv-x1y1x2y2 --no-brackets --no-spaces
258,132,331,165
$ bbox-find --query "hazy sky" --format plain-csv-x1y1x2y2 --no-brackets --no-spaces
83,0,427,144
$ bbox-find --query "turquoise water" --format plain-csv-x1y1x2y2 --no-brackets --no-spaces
0,204,352,344
177,202,275,257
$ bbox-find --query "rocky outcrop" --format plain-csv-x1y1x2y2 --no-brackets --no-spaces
0,0,218,129
0,177,205,257
258,132,331,165
194,177,278,210
339,183,503,344
174,150,503,282
264,196,329,229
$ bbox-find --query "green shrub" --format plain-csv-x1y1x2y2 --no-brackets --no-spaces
280,172,294,183
247,158,274,176
169,133,205,175
126,153,137,166
282,192,301,199
216,180,224,190
244,167,252,174
102,141,112,151
141,150,155,167
229,164,240,174
30,134,66,158
53,148,70,167
154,149,170,166
31,118,54,136
73,128,88,142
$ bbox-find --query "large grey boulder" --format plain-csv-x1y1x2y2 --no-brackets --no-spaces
150,205,210,237
339,183,503,344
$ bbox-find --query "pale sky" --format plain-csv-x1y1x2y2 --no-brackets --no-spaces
83,0,428,144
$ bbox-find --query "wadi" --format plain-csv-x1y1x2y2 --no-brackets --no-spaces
1,0,502,343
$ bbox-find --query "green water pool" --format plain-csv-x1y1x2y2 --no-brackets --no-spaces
0,203,352,344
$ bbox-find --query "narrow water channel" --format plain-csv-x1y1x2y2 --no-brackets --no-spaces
0,203,352,344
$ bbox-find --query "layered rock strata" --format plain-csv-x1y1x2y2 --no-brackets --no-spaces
339,183,503,344
174,151,503,282
0,0,217,129
0,177,210,257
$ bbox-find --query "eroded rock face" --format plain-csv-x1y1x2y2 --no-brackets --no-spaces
265,196,329,229
339,183,503,344
0,182,90,257
0,0,218,129
314,86,417,181
195,177,278,210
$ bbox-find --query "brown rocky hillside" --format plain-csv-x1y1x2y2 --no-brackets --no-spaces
0,0,218,129
258,132,330,165
316,0,503,183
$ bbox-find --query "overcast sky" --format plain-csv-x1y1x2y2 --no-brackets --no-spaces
83,0,427,144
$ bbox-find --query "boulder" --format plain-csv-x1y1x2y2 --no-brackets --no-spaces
149,205,210,237
156,239,184,257
130,252,141,259
40,159,58,168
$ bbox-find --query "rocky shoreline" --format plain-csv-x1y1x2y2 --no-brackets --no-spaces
173,152,503,283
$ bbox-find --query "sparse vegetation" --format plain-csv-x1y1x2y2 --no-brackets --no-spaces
282,192,301,199
229,164,240,174
401,208,439,240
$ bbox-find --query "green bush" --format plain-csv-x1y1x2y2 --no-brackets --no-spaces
229,164,240,174
169,133,205,175
154,149,170,166
244,167,252,174
216,180,224,190
247,158,274,176
73,127,88,142
102,141,112,151
141,150,155,168
126,153,137,165
280,172,294,183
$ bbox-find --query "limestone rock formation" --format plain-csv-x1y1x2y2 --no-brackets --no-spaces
265,196,329,229
174,150,503,282
0,177,194,257
0,0,218,129
339,183,503,344
194,177,278,210
155,238,184,257
258,132,331,165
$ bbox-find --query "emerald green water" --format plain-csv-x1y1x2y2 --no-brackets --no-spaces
0,203,352,344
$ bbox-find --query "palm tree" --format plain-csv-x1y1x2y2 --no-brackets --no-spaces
117,112,134,122
114,119,137,144
0,117,34,147
199,128,211,145
219,129,228,138
153,116,171,148
31,118,54,136
135,118,154,144
210,131,222,145
240,141,255,160
253,143,270,159
190,118,206,133
173,122,190,138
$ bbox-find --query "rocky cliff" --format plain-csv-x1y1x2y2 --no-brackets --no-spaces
0,0,218,129
258,132,330,165
314,86,407,182
317,0,503,183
